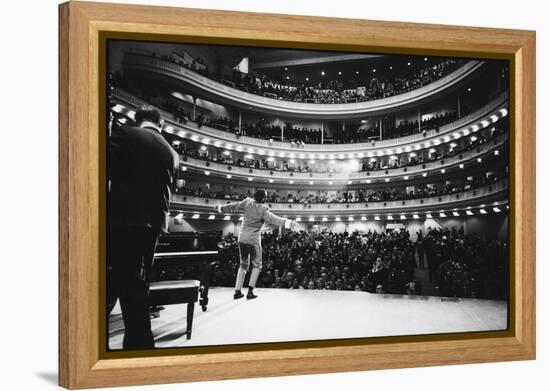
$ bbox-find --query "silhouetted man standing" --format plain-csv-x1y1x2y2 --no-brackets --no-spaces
107,105,179,350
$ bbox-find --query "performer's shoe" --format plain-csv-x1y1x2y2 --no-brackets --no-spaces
246,288,258,300
233,290,244,300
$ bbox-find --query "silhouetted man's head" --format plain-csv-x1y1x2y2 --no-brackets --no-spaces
254,189,267,203
134,105,162,130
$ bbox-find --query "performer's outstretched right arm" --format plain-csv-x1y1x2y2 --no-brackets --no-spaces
261,208,301,231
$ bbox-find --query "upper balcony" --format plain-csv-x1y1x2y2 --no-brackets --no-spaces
122,52,484,119
112,87,508,156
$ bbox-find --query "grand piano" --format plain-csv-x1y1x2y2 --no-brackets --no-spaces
151,231,223,312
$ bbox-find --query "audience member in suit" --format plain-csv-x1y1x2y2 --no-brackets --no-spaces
416,238,425,269
107,105,179,350
368,257,389,293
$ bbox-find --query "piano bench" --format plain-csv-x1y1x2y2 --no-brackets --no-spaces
149,280,200,340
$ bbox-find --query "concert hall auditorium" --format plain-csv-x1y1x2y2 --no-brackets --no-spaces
107,41,510,350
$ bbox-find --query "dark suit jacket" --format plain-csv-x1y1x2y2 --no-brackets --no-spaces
108,125,179,233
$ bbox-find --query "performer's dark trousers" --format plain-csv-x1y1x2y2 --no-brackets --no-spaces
107,226,159,350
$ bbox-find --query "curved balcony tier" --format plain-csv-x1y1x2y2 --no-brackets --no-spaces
112,87,508,155
123,53,484,119
170,180,507,217
179,135,506,183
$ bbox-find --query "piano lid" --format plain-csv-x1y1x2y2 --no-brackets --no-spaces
155,231,222,256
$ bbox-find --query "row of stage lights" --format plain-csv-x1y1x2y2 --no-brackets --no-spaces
173,205,507,221
187,153,493,184
161,109,507,159
284,57,435,80
193,144,498,163
111,102,506,161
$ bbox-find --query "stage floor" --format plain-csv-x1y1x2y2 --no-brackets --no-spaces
108,287,508,349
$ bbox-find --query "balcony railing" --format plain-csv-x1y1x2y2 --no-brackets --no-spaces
179,135,507,182
112,87,508,155
171,179,508,215
123,53,484,119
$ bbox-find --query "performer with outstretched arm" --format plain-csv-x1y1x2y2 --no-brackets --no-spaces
214,189,300,300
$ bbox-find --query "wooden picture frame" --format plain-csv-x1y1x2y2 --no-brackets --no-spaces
59,1,536,388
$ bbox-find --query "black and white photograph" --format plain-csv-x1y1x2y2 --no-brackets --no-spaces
106,40,510,351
